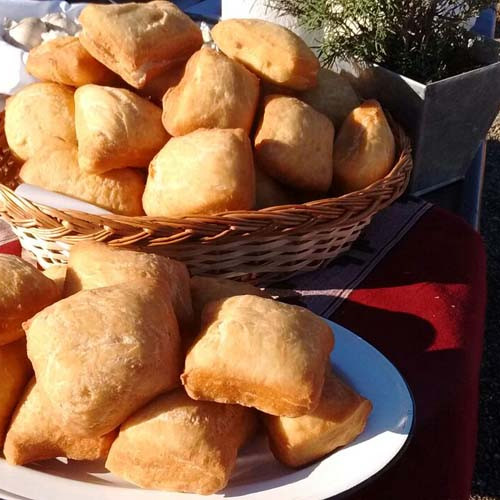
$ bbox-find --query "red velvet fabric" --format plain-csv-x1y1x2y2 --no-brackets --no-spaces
0,206,486,500
333,207,487,500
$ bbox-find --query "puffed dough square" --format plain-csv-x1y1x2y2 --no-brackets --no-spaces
0,340,32,446
263,368,372,467
64,242,193,333
137,62,186,105
26,36,116,87
142,128,255,217
182,295,334,416
0,255,59,346
211,19,319,90
5,82,76,161
255,95,335,192
19,144,145,216
162,47,259,136
75,85,169,174
25,279,182,438
79,1,202,88
332,100,396,193
105,389,256,495
3,379,116,465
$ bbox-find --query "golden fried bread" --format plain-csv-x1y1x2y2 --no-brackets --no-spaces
143,128,255,217
255,167,297,209
75,85,169,174
25,279,181,438
332,100,396,193
182,295,334,416
3,379,116,465
263,369,372,467
190,276,269,326
211,19,319,90
106,389,256,494
4,82,76,161
137,61,186,104
42,265,67,297
300,68,361,129
255,95,334,192
0,340,32,446
64,242,193,332
19,144,145,216
0,255,59,345
162,47,259,136
79,1,202,88
26,36,116,87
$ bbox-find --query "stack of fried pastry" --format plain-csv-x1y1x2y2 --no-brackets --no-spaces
4,1,396,218
0,242,372,494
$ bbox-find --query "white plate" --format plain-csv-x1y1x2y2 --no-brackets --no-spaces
0,320,414,500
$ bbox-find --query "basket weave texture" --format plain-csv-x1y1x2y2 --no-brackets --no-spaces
0,111,412,283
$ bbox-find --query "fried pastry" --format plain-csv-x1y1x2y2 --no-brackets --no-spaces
0,339,32,447
64,242,193,332
255,95,334,192
42,265,67,297
75,85,169,174
137,62,186,105
255,167,297,209
182,295,334,416
142,128,255,217
26,36,116,87
263,368,372,467
19,144,145,216
25,279,181,438
190,276,269,326
79,1,202,88
4,82,76,161
300,68,361,129
162,47,259,136
0,255,59,345
3,379,116,465
332,100,396,193
106,389,256,494
211,19,319,90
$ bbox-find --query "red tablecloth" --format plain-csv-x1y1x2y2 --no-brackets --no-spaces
0,206,486,500
334,206,486,500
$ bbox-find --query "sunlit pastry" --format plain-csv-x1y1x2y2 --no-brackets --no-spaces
190,276,269,326
75,85,169,174
0,255,59,345
3,379,116,465
79,1,202,88
162,47,259,136
300,68,361,129
19,144,145,216
137,62,186,105
182,295,334,416
4,82,76,161
255,95,334,192
64,242,193,332
143,128,255,217
211,19,319,90
25,279,181,437
0,339,32,446
263,368,372,467
26,36,116,87
106,389,256,495
42,265,67,297
332,100,396,193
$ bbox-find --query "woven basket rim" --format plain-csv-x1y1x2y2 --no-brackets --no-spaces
0,117,412,232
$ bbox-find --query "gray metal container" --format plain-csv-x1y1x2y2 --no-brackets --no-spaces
338,42,500,195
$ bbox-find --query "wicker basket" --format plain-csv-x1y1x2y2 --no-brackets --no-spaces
0,111,412,283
